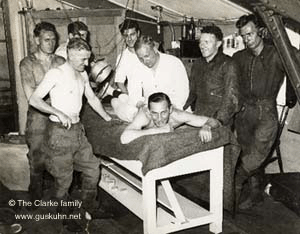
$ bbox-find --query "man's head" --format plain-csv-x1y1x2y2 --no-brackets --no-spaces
199,25,223,62
67,21,89,41
34,21,58,55
134,35,159,68
67,38,91,72
148,92,172,127
236,14,263,51
119,19,140,48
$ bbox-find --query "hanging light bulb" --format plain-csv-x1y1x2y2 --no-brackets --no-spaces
157,6,163,35
151,5,163,35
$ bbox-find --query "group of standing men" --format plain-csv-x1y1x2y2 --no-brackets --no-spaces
116,14,287,211
187,14,286,210
184,14,286,210
112,20,189,122
19,11,289,232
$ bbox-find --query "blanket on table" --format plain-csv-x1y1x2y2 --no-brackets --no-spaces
81,104,240,211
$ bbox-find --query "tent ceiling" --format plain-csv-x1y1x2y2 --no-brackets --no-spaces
60,0,300,27
60,0,250,22
106,0,250,22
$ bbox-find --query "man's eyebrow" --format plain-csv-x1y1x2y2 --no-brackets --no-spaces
124,32,135,36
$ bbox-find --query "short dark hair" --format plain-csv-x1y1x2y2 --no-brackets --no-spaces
148,92,171,109
33,21,57,37
201,25,223,41
236,14,260,29
134,35,155,52
67,21,88,35
67,37,91,52
119,19,140,34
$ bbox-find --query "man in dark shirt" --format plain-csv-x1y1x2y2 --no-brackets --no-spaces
20,22,65,204
183,25,240,212
232,14,285,209
184,25,240,128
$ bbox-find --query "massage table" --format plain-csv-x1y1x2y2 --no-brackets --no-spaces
99,147,223,234
81,105,240,234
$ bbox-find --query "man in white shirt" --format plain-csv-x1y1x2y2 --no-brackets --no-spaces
134,35,189,109
112,35,189,122
115,19,142,94
111,20,144,122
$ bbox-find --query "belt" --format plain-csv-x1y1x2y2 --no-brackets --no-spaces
48,120,82,130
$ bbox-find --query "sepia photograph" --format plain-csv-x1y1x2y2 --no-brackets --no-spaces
0,0,300,233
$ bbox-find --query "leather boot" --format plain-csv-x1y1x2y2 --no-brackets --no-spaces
238,172,264,210
26,173,44,211
29,173,43,201
81,189,114,220
59,195,85,233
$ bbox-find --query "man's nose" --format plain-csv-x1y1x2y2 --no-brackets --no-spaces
144,57,151,63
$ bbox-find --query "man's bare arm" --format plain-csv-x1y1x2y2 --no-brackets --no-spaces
20,59,35,101
84,80,112,121
172,109,208,127
29,69,72,129
172,109,221,143
173,109,221,128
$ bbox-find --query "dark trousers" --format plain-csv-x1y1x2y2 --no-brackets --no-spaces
43,121,100,211
234,100,278,210
235,100,278,173
25,107,49,200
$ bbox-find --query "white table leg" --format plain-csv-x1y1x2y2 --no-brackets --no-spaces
209,155,223,234
143,176,156,234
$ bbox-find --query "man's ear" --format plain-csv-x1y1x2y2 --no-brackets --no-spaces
216,40,222,49
34,36,40,46
137,30,141,37
258,27,268,38
145,107,152,118
169,105,173,113
68,33,74,39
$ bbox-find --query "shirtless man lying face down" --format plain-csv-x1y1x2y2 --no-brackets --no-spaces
120,92,221,144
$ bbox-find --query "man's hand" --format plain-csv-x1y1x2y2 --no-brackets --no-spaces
104,115,112,121
198,125,212,143
205,117,221,129
136,101,145,109
57,112,72,129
